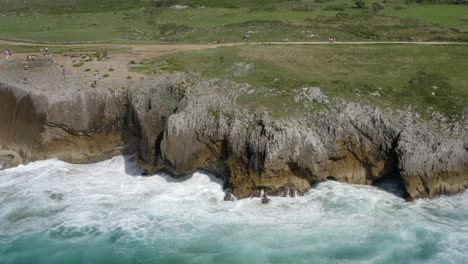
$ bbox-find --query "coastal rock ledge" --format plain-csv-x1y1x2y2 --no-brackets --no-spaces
1,70,467,200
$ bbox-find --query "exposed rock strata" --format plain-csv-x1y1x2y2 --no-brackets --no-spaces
1,68,466,200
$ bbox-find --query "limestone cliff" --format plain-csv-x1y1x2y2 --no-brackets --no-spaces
148,80,468,199
1,67,466,200
0,82,132,164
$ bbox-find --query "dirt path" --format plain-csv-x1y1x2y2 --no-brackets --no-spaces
1,39,463,47
1,39,465,59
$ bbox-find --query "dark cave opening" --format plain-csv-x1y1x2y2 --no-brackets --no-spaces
326,176,337,181
372,171,409,199
372,133,409,199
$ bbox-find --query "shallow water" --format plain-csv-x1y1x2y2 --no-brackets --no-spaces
1,156,467,264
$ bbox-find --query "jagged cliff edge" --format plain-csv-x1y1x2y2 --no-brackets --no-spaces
1,75,467,200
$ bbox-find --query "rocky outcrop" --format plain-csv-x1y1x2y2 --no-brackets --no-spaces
1,72,466,200
0,150,22,170
0,82,133,163
130,79,467,200
125,73,188,170
398,128,468,199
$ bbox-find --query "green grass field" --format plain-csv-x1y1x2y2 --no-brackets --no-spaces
0,0,149,13
138,44,467,118
0,0,466,43
383,5,468,27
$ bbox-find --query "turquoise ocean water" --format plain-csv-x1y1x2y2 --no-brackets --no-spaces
1,156,467,264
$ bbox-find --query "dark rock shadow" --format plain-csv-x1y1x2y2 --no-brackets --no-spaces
123,155,144,177
373,172,409,199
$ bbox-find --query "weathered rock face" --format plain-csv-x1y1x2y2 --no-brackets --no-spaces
398,128,468,199
0,82,133,163
154,89,394,198
1,73,467,201
125,74,187,171
150,80,467,200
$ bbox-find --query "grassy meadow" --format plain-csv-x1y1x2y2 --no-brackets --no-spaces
0,0,466,43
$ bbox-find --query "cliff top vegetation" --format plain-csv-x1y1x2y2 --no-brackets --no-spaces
135,44,468,119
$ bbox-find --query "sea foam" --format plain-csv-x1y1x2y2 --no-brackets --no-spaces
1,156,467,264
